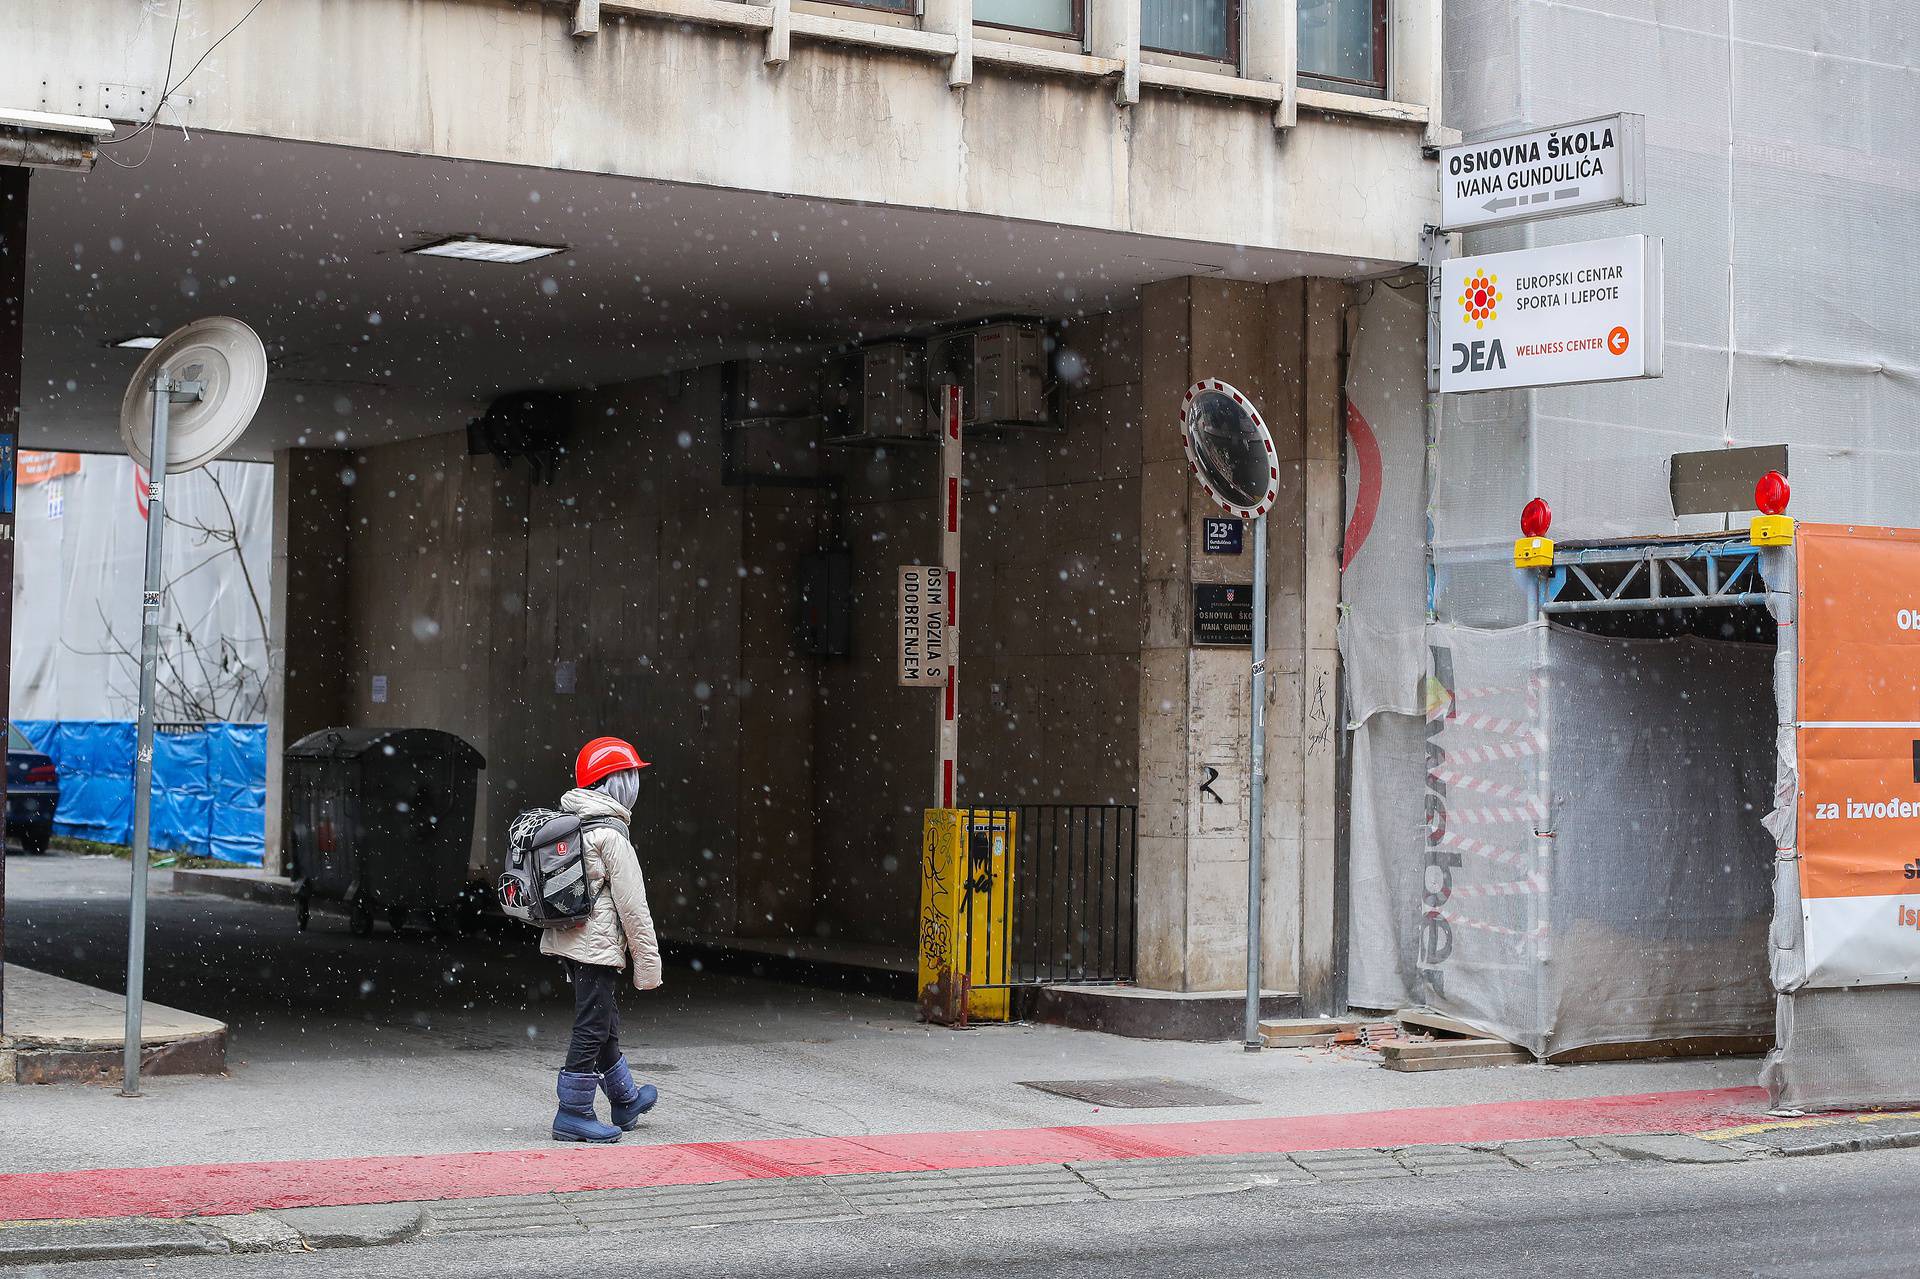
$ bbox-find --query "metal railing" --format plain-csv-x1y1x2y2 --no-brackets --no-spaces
960,803,1139,990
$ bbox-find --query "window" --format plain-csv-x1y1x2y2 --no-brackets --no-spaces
974,0,1081,37
1298,0,1387,95
1141,0,1238,63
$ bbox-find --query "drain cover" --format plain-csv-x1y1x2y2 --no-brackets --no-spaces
1017,1077,1255,1108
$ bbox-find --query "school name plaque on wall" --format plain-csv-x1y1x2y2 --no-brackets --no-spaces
1192,583,1254,647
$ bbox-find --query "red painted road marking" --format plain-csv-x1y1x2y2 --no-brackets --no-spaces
0,1088,1767,1223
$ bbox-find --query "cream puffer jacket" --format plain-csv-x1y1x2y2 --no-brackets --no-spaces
538,787,664,990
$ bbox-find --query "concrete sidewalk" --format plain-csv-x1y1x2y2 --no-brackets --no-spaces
1,963,227,1083
3,852,1778,1180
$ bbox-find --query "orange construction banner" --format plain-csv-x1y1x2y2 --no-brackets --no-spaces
1795,522,1920,985
16,451,81,486
1798,522,1920,724
1797,726,1920,899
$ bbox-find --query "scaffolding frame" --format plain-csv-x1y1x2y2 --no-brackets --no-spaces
1538,535,1768,615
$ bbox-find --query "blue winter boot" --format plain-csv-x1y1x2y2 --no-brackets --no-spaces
552,1070,622,1144
599,1055,658,1130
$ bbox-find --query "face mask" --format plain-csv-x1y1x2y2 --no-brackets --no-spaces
598,769,640,811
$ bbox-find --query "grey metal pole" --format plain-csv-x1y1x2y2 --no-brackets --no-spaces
1243,513,1268,1051
121,372,174,1098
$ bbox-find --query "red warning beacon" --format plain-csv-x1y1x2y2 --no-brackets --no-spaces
1751,470,1794,546
1514,497,1555,569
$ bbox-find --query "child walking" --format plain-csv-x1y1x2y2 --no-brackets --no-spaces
543,736,664,1143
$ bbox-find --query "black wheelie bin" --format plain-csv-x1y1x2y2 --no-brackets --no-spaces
285,727,486,936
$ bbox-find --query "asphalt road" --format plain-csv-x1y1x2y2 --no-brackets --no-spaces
27,1147,1920,1279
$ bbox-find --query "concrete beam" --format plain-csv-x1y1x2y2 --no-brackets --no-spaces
2,0,1434,265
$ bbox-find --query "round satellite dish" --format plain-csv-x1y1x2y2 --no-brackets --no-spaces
118,317,267,474
1180,378,1278,519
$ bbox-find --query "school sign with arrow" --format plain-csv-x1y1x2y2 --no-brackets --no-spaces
1440,113,1646,232
1428,111,1663,395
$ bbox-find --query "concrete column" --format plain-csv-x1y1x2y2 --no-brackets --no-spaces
1133,275,1347,998
1391,0,1446,143
735,487,818,939
1087,0,1141,105
1242,0,1299,127
1288,278,1347,1014
0,166,25,1032
482,456,531,870
921,0,973,86
1136,278,1195,989
264,448,350,876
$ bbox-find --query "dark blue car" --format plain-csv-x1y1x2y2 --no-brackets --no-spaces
8,724,58,854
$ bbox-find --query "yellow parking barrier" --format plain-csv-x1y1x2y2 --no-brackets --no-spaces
917,808,1017,1025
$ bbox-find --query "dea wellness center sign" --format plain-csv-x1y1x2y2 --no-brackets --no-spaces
1439,234,1664,394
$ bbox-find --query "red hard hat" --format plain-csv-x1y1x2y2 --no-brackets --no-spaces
576,736,650,788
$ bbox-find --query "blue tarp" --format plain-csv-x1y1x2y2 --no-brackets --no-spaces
15,720,267,865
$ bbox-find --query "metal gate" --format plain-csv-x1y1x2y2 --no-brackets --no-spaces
919,804,1138,1024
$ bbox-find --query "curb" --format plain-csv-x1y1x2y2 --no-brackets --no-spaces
0,1204,427,1266
0,1218,229,1267
1771,1128,1920,1159
0,1132,1775,1266
1692,1109,1920,1160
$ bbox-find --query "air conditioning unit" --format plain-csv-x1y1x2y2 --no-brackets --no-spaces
822,341,931,445
928,320,1053,429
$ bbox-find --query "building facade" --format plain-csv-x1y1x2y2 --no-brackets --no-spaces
1336,2,1920,1096
5,0,1445,1012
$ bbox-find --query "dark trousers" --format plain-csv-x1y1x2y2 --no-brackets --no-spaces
562,959,623,1074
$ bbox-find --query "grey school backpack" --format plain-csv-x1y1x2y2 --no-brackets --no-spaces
498,808,626,927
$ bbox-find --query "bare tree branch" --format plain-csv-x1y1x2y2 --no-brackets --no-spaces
57,466,272,726
205,468,271,658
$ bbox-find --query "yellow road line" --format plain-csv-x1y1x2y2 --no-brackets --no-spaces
1697,1110,1920,1142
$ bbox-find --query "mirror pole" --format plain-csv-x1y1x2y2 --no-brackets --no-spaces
122,375,172,1097
1244,512,1268,1051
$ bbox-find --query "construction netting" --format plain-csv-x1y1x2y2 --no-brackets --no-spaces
1343,5,1920,1093
9,451,273,862
10,452,272,723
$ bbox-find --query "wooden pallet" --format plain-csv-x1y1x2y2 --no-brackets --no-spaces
1258,1017,1365,1049
1377,1037,1532,1072
1390,1008,1770,1064
1547,1034,1773,1064
1393,1007,1488,1039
